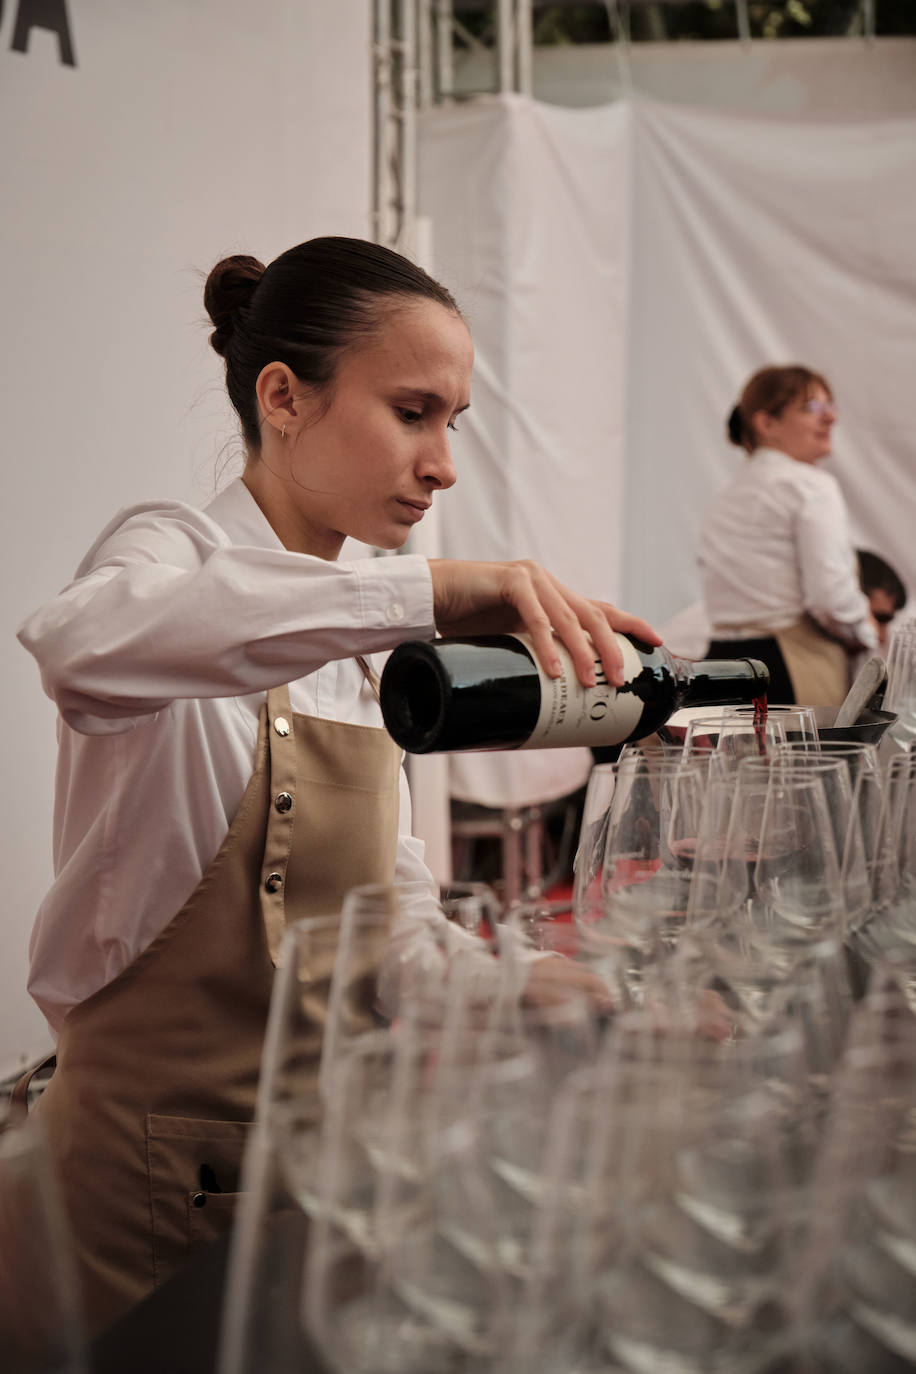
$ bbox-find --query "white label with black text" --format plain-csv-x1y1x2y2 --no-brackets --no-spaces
519,634,645,748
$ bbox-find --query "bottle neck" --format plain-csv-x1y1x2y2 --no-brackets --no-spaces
676,655,770,707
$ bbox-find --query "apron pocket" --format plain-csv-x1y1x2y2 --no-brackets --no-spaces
146,1112,251,1287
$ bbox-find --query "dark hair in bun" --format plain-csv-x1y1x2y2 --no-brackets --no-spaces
726,405,745,447
203,236,461,451
204,255,265,358
728,363,832,454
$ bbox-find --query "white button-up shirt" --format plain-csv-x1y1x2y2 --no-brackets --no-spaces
18,479,442,1033
698,448,876,650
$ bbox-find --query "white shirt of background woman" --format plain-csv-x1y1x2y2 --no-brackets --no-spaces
698,447,876,650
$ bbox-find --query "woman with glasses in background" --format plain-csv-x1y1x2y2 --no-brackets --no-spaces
698,364,878,707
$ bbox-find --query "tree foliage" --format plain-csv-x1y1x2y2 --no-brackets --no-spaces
454,1,916,44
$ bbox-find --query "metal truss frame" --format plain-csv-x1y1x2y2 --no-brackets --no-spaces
371,0,879,249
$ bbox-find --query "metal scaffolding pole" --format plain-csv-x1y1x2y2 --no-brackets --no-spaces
417,0,434,107
372,0,423,252
497,0,514,93
516,0,533,96
399,0,418,249
436,0,454,100
372,0,394,245
373,0,536,251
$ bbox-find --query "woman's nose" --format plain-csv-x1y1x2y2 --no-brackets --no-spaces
420,434,457,490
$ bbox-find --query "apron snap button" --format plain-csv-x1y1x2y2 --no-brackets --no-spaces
191,1192,208,1208
265,872,284,893
274,792,293,814
273,717,290,737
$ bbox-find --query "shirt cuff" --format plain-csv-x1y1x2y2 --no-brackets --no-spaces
352,554,436,637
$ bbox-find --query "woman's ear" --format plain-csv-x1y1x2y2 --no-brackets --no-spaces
751,408,777,445
256,363,300,438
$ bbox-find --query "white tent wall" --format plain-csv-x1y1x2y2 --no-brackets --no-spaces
418,92,916,808
623,99,916,627
419,96,632,807
0,0,372,1064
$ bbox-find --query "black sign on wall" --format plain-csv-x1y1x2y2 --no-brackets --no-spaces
6,0,77,67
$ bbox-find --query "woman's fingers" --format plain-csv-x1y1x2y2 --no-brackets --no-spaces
521,954,616,1014
428,558,661,689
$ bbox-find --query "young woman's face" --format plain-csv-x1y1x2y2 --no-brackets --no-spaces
286,299,473,556
754,384,836,465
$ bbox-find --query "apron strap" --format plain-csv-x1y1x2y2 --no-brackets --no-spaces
355,654,381,702
8,1052,57,1122
260,684,297,967
259,662,384,965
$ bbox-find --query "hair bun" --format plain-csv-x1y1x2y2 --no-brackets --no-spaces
726,404,744,447
204,254,265,357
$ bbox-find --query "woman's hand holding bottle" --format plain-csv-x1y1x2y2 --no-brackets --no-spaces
428,558,661,690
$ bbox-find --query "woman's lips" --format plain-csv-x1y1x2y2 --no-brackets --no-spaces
397,500,430,523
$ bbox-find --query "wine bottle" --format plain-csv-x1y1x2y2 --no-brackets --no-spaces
379,633,769,754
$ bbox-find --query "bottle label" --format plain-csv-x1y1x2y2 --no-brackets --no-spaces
518,634,645,748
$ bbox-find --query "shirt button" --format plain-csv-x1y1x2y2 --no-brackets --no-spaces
264,872,283,893
386,603,406,624
274,792,293,814
273,717,290,737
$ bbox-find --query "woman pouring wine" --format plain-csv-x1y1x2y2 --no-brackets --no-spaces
699,364,878,707
15,236,658,1336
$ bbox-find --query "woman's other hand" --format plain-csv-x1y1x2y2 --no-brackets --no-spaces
428,558,660,690
521,954,616,1015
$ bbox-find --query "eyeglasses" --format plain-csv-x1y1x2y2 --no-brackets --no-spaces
800,398,837,418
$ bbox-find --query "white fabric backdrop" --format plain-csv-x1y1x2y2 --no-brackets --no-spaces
0,0,372,1062
623,100,916,627
419,94,916,806
419,96,632,807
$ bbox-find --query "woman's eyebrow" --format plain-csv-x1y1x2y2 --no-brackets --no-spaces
394,388,471,413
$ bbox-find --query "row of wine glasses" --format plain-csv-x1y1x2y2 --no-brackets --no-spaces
216,708,916,1371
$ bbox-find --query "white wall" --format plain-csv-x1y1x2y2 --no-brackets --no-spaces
418,90,916,813
0,0,372,1066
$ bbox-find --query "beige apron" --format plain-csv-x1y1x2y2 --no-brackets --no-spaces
18,680,400,1336
773,616,849,709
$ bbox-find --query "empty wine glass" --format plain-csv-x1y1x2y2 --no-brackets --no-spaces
591,1012,811,1374
583,758,708,1001
220,893,427,1374
740,753,876,935
798,971,916,1371
716,764,846,964
304,1025,540,1374
437,881,501,935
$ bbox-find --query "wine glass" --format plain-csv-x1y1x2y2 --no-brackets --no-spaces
219,894,424,1374
682,708,788,766
303,1026,540,1374
798,970,916,1370
437,881,501,936
590,1011,810,1374
594,757,709,999
730,703,819,747
714,764,846,964
740,753,875,935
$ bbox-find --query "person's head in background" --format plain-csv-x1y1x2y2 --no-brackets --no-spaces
857,548,908,649
727,365,835,465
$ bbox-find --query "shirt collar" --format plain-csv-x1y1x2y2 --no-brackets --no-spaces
203,476,285,552
753,447,803,469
